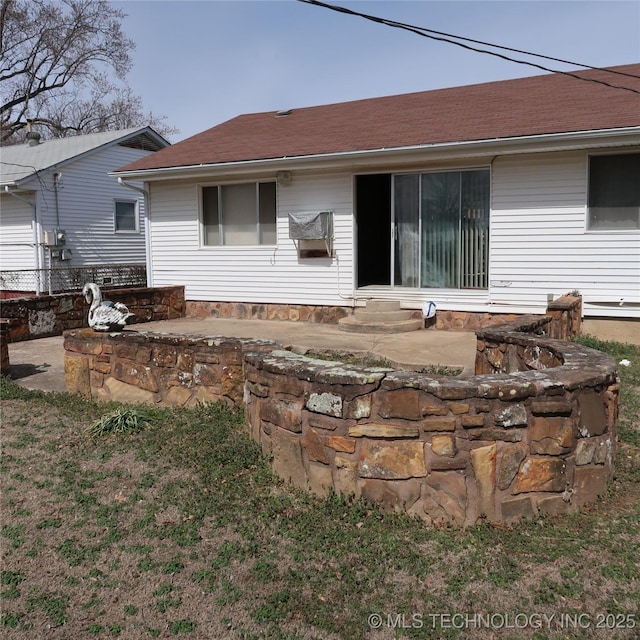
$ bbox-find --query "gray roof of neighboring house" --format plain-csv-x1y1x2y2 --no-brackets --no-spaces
0,127,169,187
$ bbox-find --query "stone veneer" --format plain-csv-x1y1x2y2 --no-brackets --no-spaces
64,296,617,527
1,286,185,342
186,300,353,325
186,297,582,334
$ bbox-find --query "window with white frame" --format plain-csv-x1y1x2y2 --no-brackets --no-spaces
201,182,277,246
588,153,640,231
114,200,138,232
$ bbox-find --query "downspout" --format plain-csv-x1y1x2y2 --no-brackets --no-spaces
4,186,43,295
117,177,153,287
488,155,497,307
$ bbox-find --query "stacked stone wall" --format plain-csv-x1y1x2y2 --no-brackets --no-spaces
64,329,278,407
1,286,185,342
0,320,9,376
63,298,617,527
244,333,618,526
546,295,582,340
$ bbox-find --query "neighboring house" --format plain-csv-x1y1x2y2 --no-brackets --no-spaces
0,127,170,293
112,66,640,325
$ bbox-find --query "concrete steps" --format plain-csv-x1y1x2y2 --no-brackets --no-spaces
338,300,423,334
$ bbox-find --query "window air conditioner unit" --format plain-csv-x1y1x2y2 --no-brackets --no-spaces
288,211,333,240
288,211,333,257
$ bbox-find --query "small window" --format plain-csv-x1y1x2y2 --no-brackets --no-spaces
115,200,138,232
588,153,640,230
201,181,277,246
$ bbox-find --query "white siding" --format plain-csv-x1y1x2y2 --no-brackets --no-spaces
29,144,150,267
149,173,355,305
0,192,36,270
147,147,639,319
491,150,640,318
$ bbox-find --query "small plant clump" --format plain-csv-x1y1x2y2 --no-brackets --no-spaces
86,408,150,438
302,349,393,368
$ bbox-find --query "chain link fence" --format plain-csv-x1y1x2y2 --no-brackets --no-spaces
0,264,146,298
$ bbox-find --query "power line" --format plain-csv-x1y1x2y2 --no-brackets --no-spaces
1,161,56,193
297,0,640,96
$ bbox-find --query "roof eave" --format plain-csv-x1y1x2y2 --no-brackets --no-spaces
0,126,170,186
111,127,640,181
1,177,34,190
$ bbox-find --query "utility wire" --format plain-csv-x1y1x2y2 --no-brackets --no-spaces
301,0,640,80
1,161,56,192
297,0,640,95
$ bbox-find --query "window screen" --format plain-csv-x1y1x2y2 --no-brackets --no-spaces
588,154,640,230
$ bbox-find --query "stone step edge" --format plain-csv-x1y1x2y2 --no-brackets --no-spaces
353,309,414,322
338,316,424,334
360,300,403,312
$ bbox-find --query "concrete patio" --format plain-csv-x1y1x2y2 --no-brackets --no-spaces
7,317,477,394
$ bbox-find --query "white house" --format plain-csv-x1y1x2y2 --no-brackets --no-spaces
112,66,640,329
0,127,169,293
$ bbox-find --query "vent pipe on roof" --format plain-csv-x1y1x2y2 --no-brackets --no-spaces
26,132,41,146
25,119,41,145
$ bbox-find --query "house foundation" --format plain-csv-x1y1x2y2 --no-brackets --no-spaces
185,296,583,335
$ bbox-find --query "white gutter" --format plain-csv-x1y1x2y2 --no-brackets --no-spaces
117,177,153,287
3,186,43,294
111,127,640,181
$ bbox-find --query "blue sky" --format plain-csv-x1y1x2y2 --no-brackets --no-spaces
112,0,640,142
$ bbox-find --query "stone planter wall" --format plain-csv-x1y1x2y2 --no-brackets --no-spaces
546,295,582,340
1,286,185,342
64,329,278,407
243,331,618,527
64,296,617,527
436,298,582,335
0,319,9,376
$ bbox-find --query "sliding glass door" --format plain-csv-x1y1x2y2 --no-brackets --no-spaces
393,169,489,289
393,174,420,287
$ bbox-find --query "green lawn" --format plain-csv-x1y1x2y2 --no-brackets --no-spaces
0,337,638,639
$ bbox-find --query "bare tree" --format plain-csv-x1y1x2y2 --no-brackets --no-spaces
0,0,177,143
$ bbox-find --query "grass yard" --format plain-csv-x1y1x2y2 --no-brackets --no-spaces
0,336,638,639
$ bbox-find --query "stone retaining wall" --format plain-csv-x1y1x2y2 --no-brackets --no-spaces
435,298,583,335
1,286,185,342
64,296,617,527
243,330,617,526
64,329,278,407
0,320,9,376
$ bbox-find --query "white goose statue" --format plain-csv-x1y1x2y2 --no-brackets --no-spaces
83,282,135,332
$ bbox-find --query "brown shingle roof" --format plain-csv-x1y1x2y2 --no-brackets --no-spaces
118,65,640,173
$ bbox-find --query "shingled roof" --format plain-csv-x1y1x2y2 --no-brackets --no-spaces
117,65,640,174
1,127,169,187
